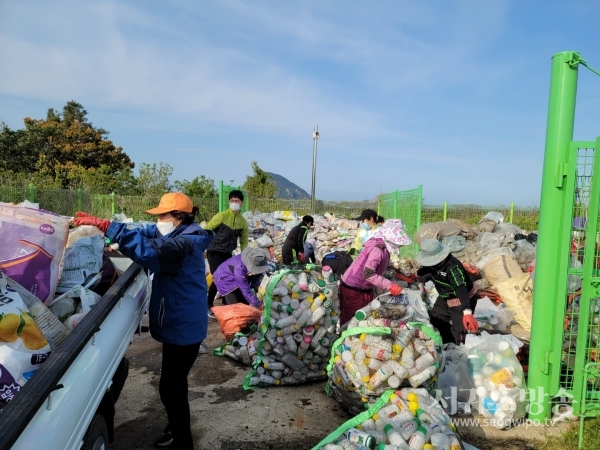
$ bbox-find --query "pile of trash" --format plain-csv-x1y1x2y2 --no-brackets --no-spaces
313,388,465,450
415,212,537,336
0,202,121,406
327,293,442,414
241,211,360,263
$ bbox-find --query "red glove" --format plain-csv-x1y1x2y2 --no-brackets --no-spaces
389,284,403,296
72,212,111,233
298,253,305,263
462,309,479,333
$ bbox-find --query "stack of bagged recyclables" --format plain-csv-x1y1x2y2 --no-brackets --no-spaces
313,388,464,450
415,211,536,335
327,292,443,415
241,211,360,262
231,266,341,387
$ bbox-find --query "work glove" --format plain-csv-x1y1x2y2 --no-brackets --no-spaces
298,253,305,263
72,212,111,233
462,309,479,333
389,284,403,296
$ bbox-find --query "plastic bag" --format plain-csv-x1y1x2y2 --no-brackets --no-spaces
414,222,461,246
0,272,52,405
57,235,104,293
473,296,514,333
212,303,262,341
482,211,504,224
442,235,466,253
513,240,536,271
273,211,298,221
313,389,465,450
0,204,70,303
493,273,533,332
475,247,514,270
483,255,522,286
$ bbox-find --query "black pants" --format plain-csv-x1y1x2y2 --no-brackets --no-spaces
429,295,479,345
281,245,296,265
207,251,231,308
159,342,201,450
223,288,248,305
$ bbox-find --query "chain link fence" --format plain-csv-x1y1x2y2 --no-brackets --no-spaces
0,186,539,231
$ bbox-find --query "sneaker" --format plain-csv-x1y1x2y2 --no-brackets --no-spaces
154,426,172,448
207,311,216,319
198,344,209,355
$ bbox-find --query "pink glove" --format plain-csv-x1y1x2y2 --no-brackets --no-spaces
389,284,403,296
73,212,111,233
462,309,479,333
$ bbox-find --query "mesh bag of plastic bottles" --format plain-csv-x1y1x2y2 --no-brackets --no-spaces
243,265,341,388
213,329,261,366
456,334,528,429
326,293,443,414
312,388,467,450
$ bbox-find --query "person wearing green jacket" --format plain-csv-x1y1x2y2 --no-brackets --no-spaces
204,190,249,316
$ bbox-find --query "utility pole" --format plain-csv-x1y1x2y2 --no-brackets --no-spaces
310,125,319,214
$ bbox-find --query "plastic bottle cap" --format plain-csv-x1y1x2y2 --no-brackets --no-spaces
360,334,367,342
407,393,417,402
383,424,394,433
372,413,379,421
317,279,326,288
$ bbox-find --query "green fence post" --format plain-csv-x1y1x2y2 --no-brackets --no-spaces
416,185,423,232
509,202,514,224
77,188,83,213
218,180,224,212
28,183,35,203
443,201,448,221
528,51,581,421
111,192,116,215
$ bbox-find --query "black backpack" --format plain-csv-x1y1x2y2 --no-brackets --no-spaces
321,251,353,278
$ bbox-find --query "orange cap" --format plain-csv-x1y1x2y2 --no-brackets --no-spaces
146,192,193,215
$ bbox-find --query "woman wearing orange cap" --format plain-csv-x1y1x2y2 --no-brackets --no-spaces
73,192,213,450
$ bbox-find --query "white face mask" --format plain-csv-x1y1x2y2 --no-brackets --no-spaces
230,202,241,212
157,220,177,236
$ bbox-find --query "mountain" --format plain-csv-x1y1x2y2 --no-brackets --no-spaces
267,172,311,200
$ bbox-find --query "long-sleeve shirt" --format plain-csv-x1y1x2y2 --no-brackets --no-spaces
341,238,392,291
417,255,474,311
204,209,248,254
212,254,262,308
282,222,310,254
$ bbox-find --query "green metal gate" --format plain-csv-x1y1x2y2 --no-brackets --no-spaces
529,51,600,446
377,185,423,257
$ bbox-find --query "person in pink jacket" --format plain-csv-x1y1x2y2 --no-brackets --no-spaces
339,219,411,325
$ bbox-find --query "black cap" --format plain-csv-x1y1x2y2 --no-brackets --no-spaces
354,209,377,221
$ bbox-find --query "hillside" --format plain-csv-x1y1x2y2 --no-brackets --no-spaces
267,172,310,200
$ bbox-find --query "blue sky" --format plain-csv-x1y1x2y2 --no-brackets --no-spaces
0,0,599,206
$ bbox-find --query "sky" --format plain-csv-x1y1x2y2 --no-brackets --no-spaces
0,0,599,206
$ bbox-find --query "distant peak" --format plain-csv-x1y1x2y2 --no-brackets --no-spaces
266,172,310,200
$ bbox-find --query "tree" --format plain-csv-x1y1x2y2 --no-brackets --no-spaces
137,162,173,196
242,161,276,198
173,175,217,198
0,101,134,189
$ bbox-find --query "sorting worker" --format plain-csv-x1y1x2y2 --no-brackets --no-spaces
339,219,411,325
72,192,212,450
416,238,479,345
281,215,314,265
349,208,385,255
212,247,271,308
204,190,249,318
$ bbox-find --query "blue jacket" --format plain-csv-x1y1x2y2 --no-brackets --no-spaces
106,222,213,346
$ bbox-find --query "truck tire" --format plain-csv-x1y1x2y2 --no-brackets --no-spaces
82,414,109,450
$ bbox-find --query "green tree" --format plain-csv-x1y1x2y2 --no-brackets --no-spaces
242,161,276,198
0,101,134,189
173,175,217,198
137,162,173,196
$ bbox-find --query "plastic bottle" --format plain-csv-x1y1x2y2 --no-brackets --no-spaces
412,339,428,355
271,286,289,297
355,304,373,321
488,367,514,385
397,419,420,441
247,376,262,387
387,374,401,389
354,351,371,383
309,306,327,325
387,360,408,378
284,334,298,353
290,298,300,310
322,266,335,283
259,374,280,385
277,324,300,336
408,364,439,388
383,424,405,447
377,403,399,419
408,426,427,450
297,337,311,357
369,362,394,389
276,315,297,329
409,353,435,376
312,345,329,357
401,344,415,369
298,272,308,291
311,326,328,346
367,357,384,372
280,353,306,371
311,293,326,311
360,334,393,352
366,345,391,361
280,273,299,290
